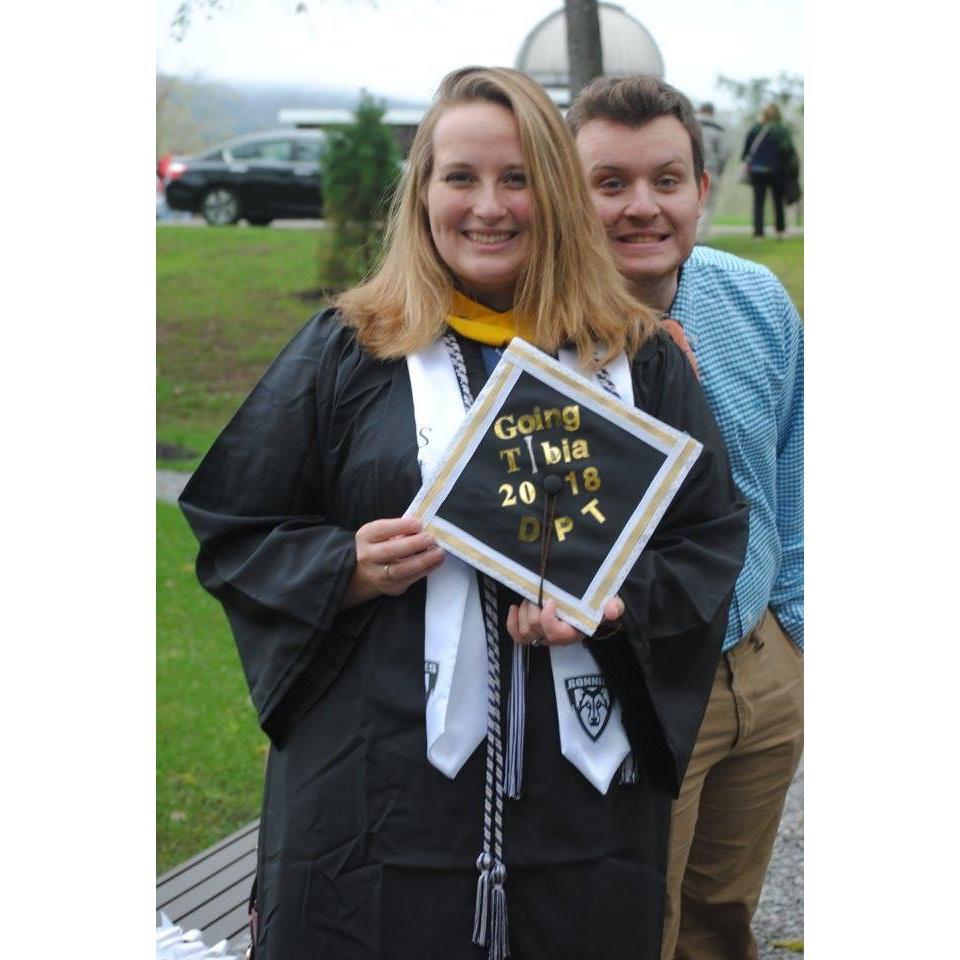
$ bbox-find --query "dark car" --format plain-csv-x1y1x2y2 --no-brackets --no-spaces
163,129,327,226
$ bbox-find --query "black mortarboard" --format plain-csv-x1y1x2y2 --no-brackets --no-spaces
407,338,702,633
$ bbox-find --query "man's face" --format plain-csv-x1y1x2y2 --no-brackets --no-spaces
576,116,709,292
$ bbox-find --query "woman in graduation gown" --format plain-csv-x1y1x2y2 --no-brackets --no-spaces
180,67,749,960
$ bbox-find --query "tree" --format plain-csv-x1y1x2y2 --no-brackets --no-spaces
322,92,401,286
564,0,603,100
156,72,240,156
716,72,804,123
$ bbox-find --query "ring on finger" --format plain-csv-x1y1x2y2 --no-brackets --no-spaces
384,562,392,579
531,634,542,647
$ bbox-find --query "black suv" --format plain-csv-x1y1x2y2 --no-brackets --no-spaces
163,129,327,226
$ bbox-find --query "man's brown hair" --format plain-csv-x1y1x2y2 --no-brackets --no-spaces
566,75,705,180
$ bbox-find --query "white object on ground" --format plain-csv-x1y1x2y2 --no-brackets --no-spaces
156,912,240,960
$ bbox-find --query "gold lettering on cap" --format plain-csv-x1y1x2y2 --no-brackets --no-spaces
580,498,606,524
499,447,521,473
554,516,574,541
494,415,517,439
518,515,540,542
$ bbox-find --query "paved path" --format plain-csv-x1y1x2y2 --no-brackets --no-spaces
756,759,804,957
158,469,803,952
157,469,190,503
707,224,804,237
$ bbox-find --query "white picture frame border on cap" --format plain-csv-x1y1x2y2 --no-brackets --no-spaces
406,338,702,633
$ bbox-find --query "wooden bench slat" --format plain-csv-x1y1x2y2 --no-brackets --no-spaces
207,906,254,952
165,870,254,941
158,819,261,954
157,819,260,888
157,832,259,908
161,847,257,920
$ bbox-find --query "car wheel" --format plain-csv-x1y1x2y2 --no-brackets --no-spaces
247,216,273,227
201,187,241,226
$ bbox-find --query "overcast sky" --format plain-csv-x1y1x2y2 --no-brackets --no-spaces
156,0,802,110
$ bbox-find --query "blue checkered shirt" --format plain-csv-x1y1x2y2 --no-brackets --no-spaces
670,246,803,651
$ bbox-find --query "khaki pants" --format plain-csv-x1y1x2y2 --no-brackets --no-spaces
660,609,803,960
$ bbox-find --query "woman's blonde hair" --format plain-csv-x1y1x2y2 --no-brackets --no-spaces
762,103,782,123
335,66,658,365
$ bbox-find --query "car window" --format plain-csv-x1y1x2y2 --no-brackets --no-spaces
230,140,293,161
293,139,324,163
200,149,225,161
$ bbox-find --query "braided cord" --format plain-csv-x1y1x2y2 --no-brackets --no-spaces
594,364,620,398
442,333,511,959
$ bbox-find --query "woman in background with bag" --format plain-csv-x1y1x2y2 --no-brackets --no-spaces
741,103,798,240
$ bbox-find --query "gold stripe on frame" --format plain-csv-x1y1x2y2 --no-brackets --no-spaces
413,360,517,520
514,345,677,447
429,525,596,635
587,439,701,607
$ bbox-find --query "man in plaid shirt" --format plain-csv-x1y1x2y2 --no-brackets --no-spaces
570,76,803,960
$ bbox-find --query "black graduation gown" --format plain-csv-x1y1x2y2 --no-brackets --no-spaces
179,310,749,960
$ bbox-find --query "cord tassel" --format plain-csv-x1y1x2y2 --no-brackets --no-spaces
473,852,493,944
616,751,639,785
490,861,509,960
504,644,528,799
506,475,559,799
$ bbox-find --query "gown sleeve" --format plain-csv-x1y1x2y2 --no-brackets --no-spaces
587,331,750,796
179,309,380,747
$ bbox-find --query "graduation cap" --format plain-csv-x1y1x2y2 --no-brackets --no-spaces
407,338,703,634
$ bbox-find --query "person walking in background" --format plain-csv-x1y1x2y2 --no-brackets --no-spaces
742,104,797,239
694,102,729,241
569,75,803,960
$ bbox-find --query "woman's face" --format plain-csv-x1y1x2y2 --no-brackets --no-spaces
426,101,533,311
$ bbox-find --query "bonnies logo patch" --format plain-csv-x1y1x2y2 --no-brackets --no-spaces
565,674,612,741
424,660,439,700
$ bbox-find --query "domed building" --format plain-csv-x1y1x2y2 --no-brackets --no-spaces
516,3,664,106
282,3,664,145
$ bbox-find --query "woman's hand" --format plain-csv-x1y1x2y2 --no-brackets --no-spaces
506,596,625,647
341,517,444,609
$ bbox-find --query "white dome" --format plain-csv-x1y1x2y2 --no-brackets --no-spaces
515,3,664,88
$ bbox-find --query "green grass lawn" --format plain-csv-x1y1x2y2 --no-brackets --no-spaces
156,500,267,873
157,226,335,471
156,223,803,871
707,235,804,316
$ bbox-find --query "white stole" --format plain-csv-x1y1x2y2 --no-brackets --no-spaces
406,341,634,793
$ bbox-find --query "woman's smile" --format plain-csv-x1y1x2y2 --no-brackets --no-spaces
427,100,533,310
463,229,518,246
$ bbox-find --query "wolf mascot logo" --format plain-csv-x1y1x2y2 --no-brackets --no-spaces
424,660,439,700
565,674,612,741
